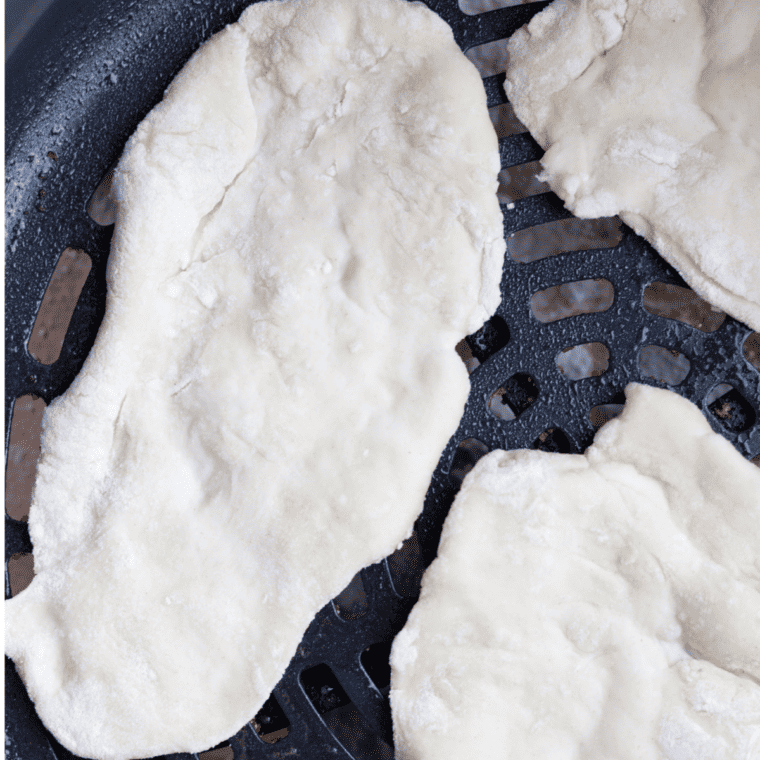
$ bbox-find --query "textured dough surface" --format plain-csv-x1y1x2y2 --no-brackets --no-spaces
391,384,760,759
505,0,760,331
4,1,505,757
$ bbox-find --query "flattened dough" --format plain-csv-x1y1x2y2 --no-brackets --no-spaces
391,384,760,759
4,1,505,757
505,0,760,331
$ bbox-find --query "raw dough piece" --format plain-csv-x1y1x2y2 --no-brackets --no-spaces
4,1,505,757
391,384,760,759
504,0,760,331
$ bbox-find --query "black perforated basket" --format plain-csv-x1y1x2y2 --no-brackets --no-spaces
5,1,760,759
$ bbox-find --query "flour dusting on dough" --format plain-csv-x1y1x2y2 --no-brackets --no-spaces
391,384,760,760
4,1,505,757
505,0,760,330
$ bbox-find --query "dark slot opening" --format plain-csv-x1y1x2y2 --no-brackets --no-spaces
530,279,614,323
488,387,516,421
488,101,527,138
5,394,46,522
500,372,539,416
497,160,551,203
532,427,574,454
198,742,233,760
325,705,394,760
509,216,622,263
464,39,509,78
707,389,756,433
588,404,625,429
252,693,290,745
449,438,490,487
642,282,725,332
455,338,479,374
637,345,691,386
332,571,369,621
7,553,35,597
461,0,545,18
556,342,609,380
386,532,423,599
361,641,393,696
300,664,393,759
300,664,351,716
465,315,510,364
27,248,93,365
743,332,760,372
86,164,117,226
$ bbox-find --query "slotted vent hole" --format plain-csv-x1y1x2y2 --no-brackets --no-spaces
488,102,527,138
464,315,509,364
7,553,35,597
449,438,490,487
386,532,423,599
27,248,92,365
489,387,516,421
490,372,542,422
252,694,290,745
301,664,351,716
459,0,541,14
6,394,46,522
197,743,233,760
704,383,733,407
638,345,691,386
498,372,539,419
556,342,609,380
589,404,625,429
464,39,509,78
530,279,614,324
532,427,574,454
707,387,756,433
498,161,551,204
300,664,393,760
332,571,368,621
361,641,392,696
743,332,760,372
455,339,480,374
642,282,726,333
508,217,622,264
87,164,117,226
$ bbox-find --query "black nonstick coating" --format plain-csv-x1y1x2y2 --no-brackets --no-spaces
5,1,759,759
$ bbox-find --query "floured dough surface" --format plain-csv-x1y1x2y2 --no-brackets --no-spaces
391,384,760,759
4,1,505,757
505,0,760,331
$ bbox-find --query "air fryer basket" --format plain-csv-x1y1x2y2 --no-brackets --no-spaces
5,0,760,758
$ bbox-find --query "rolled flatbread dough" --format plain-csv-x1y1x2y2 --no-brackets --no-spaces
391,384,760,759
504,0,760,331
4,1,505,757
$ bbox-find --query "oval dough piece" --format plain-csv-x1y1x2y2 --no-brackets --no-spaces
391,384,760,759
504,0,760,331
4,1,505,757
